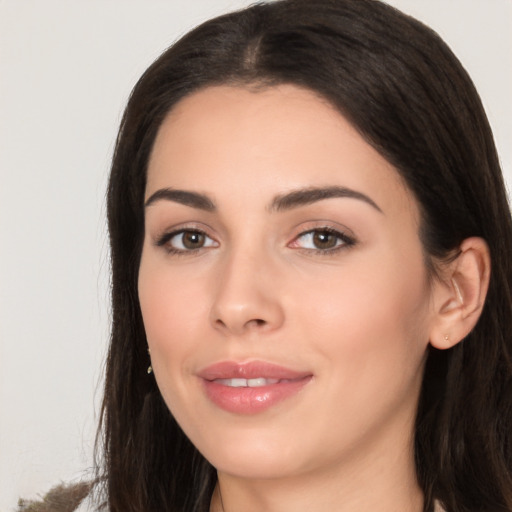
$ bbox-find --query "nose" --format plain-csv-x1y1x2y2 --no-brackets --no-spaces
209,247,285,337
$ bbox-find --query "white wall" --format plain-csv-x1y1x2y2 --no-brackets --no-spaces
0,1,510,509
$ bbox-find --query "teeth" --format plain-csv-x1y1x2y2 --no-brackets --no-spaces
248,377,279,387
224,378,247,387
216,377,280,387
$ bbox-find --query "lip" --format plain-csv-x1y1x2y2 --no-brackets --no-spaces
197,361,313,415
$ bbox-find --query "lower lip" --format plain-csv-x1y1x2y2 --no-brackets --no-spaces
202,377,312,414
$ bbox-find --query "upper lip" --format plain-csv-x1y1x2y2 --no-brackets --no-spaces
197,360,312,381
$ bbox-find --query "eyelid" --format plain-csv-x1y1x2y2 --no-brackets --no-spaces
153,224,219,253
288,222,357,253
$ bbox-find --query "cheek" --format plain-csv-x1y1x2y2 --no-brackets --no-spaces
283,254,432,456
138,254,211,382
293,250,432,386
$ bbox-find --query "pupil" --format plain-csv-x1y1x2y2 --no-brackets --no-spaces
313,231,336,249
183,232,204,249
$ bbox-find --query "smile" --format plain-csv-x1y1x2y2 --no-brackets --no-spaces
198,361,312,414
214,377,283,387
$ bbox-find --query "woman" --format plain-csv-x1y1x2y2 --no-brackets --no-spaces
24,0,511,510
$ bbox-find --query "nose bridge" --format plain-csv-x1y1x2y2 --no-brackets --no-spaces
210,240,284,336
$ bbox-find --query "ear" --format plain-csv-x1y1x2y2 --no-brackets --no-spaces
429,237,491,350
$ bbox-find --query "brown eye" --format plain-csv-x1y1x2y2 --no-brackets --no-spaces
290,228,355,253
181,231,205,249
157,229,218,253
312,230,338,249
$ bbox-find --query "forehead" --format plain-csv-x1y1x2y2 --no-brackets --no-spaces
146,84,418,221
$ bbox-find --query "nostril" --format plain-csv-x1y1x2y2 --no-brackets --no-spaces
247,318,267,329
212,316,267,335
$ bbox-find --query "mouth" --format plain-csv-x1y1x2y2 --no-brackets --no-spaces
214,377,288,387
198,361,313,414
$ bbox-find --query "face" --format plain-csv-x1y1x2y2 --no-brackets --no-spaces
138,85,438,481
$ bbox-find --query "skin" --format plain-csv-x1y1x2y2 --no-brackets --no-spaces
138,84,456,511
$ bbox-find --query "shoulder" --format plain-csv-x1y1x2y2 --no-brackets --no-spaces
434,501,446,512
74,493,97,512
17,481,95,512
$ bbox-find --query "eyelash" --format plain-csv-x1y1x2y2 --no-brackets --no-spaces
154,226,356,256
155,228,218,255
290,227,356,255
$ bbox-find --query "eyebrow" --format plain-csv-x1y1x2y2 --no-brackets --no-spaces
270,186,382,213
144,185,382,214
145,188,215,211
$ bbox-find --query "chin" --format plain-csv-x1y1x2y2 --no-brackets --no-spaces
193,427,306,479
211,453,301,480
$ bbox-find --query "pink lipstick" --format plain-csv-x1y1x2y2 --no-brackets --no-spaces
198,361,312,414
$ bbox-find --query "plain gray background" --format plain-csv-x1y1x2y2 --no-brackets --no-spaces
1,1,510,509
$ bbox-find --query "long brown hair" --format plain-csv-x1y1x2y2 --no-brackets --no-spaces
99,1,512,510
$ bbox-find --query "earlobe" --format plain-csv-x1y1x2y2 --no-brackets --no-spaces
430,237,491,350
